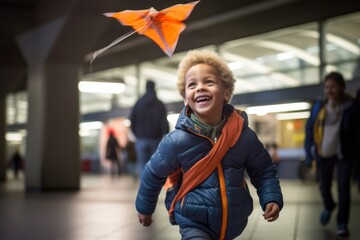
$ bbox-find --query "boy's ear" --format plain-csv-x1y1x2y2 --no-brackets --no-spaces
224,89,231,102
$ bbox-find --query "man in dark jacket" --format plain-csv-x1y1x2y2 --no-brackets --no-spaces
130,80,169,177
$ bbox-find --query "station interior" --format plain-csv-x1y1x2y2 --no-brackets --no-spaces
1,1,360,239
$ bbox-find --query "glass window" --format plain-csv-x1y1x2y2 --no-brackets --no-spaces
6,91,28,125
220,22,320,94
325,12,360,80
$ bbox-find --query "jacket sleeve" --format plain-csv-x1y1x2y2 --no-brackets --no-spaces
135,134,179,215
245,130,283,211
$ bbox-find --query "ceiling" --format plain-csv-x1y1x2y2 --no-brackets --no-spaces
79,12,360,115
1,0,360,117
1,0,359,69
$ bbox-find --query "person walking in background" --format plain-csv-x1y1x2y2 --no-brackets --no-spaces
267,143,281,166
304,72,354,236
106,129,122,176
136,50,283,239
11,149,23,179
124,139,137,179
130,80,169,177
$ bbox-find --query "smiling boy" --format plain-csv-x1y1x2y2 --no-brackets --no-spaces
136,49,283,239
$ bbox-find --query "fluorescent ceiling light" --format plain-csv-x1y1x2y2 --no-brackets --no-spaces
276,111,310,120
6,132,23,142
79,129,92,137
246,102,311,115
80,121,103,130
78,81,126,94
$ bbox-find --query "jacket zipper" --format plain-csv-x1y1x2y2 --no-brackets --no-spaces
187,128,228,239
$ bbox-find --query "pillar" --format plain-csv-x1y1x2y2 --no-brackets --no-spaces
17,18,80,191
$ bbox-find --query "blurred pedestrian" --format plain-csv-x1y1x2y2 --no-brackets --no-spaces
106,129,122,176
130,80,169,177
11,149,23,179
124,139,137,178
304,71,354,236
267,143,281,166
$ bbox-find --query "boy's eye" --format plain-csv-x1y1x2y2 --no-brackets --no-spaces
187,82,196,89
206,79,215,85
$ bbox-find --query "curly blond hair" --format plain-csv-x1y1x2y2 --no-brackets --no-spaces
177,49,235,102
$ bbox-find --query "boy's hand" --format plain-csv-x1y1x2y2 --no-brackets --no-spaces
137,212,153,226
262,202,280,222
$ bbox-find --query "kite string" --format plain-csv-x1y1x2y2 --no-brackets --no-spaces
89,22,153,71
90,29,136,67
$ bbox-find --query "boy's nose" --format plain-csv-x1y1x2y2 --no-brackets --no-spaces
196,84,206,92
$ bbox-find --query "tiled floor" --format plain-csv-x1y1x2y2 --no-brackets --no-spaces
0,172,359,240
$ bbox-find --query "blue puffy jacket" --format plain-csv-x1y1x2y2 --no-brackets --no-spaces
135,104,283,239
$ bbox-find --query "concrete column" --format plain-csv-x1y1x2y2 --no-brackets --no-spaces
13,0,120,190
17,18,80,191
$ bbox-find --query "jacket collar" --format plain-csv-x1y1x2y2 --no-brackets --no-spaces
175,104,248,131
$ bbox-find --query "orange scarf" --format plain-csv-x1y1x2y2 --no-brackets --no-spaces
167,110,244,216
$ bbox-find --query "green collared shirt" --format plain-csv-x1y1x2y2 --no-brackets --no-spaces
190,113,227,143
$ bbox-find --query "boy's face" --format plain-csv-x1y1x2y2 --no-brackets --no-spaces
184,63,231,126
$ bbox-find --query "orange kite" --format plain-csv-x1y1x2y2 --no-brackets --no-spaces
91,1,200,64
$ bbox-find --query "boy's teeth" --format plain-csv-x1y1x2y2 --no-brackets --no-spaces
196,97,209,102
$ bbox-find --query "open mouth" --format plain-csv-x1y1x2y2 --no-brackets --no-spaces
195,96,211,103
